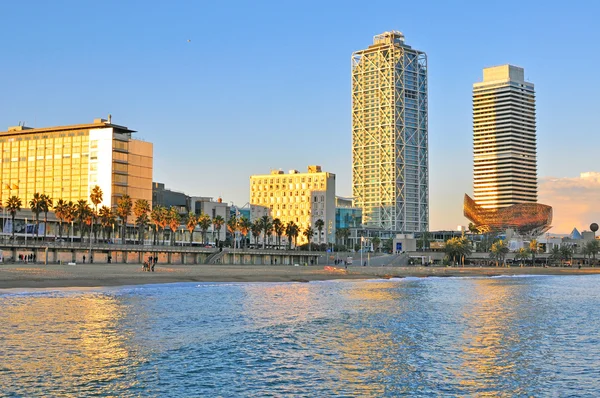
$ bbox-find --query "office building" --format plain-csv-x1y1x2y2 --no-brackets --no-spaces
335,196,362,230
472,64,537,208
0,117,152,212
249,165,336,245
351,31,428,233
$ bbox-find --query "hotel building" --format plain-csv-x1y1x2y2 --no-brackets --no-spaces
473,65,537,208
0,117,153,216
351,31,429,233
250,166,336,245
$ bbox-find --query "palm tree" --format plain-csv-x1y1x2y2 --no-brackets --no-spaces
54,199,67,240
63,201,76,241
549,245,562,266
29,193,43,240
197,213,211,245
227,214,238,248
116,195,133,244
40,194,52,240
336,227,351,249
186,212,198,245
89,185,103,242
98,205,114,241
133,199,150,245
529,239,539,266
560,244,574,266
272,218,284,249
285,221,299,250
150,205,166,245
166,207,181,246
490,240,509,267
75,199,91,241
6,196,22,240
372,237,381,253
238,216,251,248
213,215,225,246
257,215,272,249
315,219,325,244
303,226,315,251
445,237,472,266
585,240,599,266
515,247,530,267
251,222,262,247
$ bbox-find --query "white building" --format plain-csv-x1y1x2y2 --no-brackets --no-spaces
473,65,537,209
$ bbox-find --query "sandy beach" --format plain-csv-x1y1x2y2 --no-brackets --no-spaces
1,262,599,290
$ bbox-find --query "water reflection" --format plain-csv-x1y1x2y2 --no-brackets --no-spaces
0,292,140,396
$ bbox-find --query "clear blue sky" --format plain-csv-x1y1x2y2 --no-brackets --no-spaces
1,0,598,230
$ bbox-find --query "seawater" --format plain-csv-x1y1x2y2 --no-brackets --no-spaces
1,275,599,397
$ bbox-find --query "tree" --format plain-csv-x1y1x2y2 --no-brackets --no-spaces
213,215,225,246
490,240,510,267
6,196,22,240
444,237,472,266
372,237,381,252
133,199,150,245
549,245,562,266
337,227,351,248
515,247,531,267
150,206,166,245
315,219,325,244
251,222,262,247
116,195,133,244
257,215,272,249
166,207,181,246
186,213,198,245
285,221,299,250
585,240,599,266
75,199,91,241
29,193,43,240
560,244,574,266
63,201,76,240
227,214,238,248
99,205,115,241
197,213,211,245
529,239,539,266
238,216,251,249
303,226,315,251
272,218,284,249
89,185,103,243
40,194,52,240
54,199,67,240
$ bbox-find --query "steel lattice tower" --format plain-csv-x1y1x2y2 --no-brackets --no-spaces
351,31,428,232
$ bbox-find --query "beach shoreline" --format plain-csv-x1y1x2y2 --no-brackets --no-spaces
1,262,600,290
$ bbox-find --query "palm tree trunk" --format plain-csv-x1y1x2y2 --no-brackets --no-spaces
44,213,48,240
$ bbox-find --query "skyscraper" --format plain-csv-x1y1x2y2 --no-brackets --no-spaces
472,65,537,209
352,31,428,232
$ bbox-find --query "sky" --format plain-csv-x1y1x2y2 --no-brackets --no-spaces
1,0,599,233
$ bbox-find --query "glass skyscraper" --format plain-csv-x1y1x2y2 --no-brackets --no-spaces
351,31,428,232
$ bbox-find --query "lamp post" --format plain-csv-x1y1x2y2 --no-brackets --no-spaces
25,217,28,246
71,221,74,244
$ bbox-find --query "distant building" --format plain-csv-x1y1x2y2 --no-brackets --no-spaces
472,65,537,208
465,65,552,236
152,182,187,213
335,196,362,230
249,165,336,245
352,31,429,232
0,117,152,216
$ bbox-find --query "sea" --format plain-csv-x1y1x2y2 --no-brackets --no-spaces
1,274,599,397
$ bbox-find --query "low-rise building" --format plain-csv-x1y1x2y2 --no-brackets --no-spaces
249,165,336,245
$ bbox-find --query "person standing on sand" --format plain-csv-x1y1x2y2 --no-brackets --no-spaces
83,255,86,263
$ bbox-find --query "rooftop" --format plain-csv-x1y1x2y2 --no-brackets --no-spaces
1,116,136,136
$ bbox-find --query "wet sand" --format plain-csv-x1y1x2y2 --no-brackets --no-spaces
1,262,599,290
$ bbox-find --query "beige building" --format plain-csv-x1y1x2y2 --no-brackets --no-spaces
250,165,336,245
0,117,153,216
473,65,537,209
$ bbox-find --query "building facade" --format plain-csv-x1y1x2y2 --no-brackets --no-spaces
250,166,336,245
352,31,428,233
335,196,362,230
0,118,152,212
473,65,537,209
